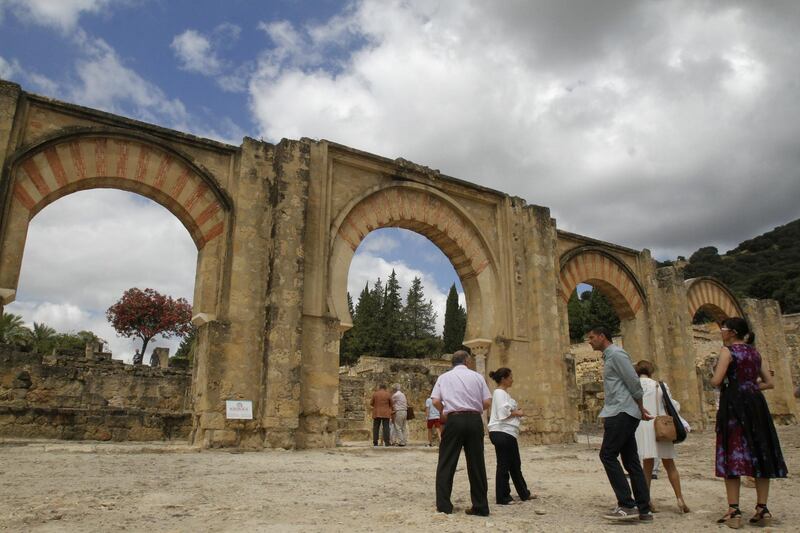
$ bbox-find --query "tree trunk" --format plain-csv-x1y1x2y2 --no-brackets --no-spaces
136,336,152,365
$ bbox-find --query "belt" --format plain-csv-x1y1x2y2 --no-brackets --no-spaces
447,410,481,415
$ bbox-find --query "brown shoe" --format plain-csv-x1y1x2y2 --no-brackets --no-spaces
464,507,489,517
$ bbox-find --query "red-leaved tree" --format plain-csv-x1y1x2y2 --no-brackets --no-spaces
106,288,193,365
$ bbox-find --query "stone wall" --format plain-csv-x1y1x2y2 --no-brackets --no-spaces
785,313,800,398
338,356,452,443
0,345,192,441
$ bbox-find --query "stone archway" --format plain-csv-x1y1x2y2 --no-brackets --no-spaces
559,247,646,320
685,276,743,322
329,182,499,342
558,246,649,356
0,130,231,316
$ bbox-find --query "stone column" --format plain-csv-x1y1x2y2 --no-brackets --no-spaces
649,266,704,427
463,338,492,376
0,82,22,312
742,299,798,423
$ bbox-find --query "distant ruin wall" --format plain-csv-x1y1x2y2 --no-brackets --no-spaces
785,313,800,398
0,345,192,441
338,356,451,443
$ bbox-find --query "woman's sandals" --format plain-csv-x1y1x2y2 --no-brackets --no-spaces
716,506,742,529
749,504,772,527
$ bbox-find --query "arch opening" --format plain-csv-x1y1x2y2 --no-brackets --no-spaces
4,189,197,364
340,228,467,364
1,132,228,319
329,184,499,344
685,277,743,322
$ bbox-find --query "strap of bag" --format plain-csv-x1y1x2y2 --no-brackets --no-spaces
659,381,674,413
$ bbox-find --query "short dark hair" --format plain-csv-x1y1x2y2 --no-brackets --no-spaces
488,367,512,384
635,360,655,377
452,350,470,366
588,325,613,341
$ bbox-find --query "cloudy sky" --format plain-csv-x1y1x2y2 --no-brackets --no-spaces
1,0,799,360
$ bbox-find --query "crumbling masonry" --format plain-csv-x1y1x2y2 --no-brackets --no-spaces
0,79,796,448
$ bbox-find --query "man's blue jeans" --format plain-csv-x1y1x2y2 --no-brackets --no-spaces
599,412,650,512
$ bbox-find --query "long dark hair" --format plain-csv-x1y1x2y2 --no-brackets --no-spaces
722,317,755,345
489,367,512,384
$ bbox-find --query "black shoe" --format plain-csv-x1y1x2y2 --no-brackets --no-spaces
497,498,514,505
465,507,489,516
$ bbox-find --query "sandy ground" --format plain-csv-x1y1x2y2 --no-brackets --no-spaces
1,425,798,532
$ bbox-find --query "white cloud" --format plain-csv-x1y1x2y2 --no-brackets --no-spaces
248,0,800,259
5,189,197,364
347,251,463,335
172,29,222,75
359,231,400,254
170,24,249,93
69,33,190,126
0,0,114,31
0,55,18,78
0,55,58,94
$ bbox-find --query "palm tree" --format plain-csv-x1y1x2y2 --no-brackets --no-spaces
27,322,57,354
0,312,31,348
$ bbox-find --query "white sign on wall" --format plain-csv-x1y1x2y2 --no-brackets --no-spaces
225,400,253,420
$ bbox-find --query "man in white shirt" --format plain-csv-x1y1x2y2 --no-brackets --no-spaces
431,350,492,516
391,384,408,446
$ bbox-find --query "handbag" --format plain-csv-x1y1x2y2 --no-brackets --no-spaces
406,406,415,420
654,415,677,442
655,381,687,444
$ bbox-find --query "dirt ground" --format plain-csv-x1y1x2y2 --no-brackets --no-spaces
1,425,798,532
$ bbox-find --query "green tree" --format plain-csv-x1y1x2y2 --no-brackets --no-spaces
442,284,466,353
567,289,587,342
585,289,620,336
402,277,437,340
27,322,57,354
174,325,197,363
339,292,358,365
0,312,31,349
381,270,404,356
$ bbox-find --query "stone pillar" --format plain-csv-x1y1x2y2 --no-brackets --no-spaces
151,347,170,369
463,338,492,377
648,266,704,427
520,203,577,443
0,82,22,310
742,299,798,423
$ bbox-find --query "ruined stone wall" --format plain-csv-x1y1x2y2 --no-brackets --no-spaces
785,313,800,398
0,345,192,441
337,356,452,443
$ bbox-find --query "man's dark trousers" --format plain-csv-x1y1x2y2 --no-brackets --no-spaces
372,417,390,446
435,412,489,514
599,413,650,512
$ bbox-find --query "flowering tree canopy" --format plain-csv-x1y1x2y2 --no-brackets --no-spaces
106,288,192,364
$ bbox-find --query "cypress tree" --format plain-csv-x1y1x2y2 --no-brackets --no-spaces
443,283,466,353
381,270,404,356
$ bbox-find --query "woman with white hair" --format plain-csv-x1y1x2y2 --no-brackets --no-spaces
391,383,408,446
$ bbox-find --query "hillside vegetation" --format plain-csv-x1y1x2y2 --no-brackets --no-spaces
674,219,800,314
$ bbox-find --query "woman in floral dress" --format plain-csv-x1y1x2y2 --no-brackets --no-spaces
711,317,787,528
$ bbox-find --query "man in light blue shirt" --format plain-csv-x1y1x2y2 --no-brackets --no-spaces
587,326,653,523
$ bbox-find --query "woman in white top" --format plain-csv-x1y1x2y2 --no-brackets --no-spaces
488,367,531,505
634,360,690,514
